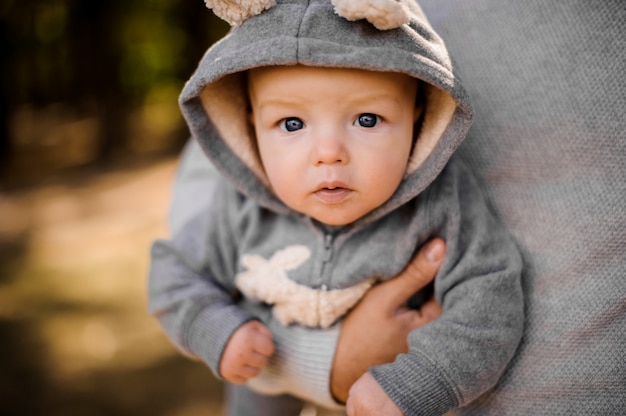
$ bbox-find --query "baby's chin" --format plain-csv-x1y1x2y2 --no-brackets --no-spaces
285,198,373,227
292,201,378,227
307,210,361,227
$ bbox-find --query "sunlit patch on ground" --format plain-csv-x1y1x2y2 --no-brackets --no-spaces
0,158,225,415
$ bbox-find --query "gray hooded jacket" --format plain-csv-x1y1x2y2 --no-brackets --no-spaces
148,1,524,413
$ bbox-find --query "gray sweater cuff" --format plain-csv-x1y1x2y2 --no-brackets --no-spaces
183,302,256,376
369,351,458,415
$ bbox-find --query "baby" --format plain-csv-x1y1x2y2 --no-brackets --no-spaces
149,1,524,415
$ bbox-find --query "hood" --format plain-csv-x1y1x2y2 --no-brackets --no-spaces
179,0,473,225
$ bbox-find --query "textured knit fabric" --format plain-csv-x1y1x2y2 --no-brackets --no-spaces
148,0,524,413
163,1,626,415
415,1,626,414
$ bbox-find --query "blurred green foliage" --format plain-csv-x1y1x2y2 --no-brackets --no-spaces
0,0,229,187
0,3,233,414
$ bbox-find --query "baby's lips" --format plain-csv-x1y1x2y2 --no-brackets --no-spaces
314,188,353,204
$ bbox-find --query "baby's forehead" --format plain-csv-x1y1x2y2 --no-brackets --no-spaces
247,65,420,97
248,64,416,81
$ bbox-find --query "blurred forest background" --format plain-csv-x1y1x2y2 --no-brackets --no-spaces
0,0,232,414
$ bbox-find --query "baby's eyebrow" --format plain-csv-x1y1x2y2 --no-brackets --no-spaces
346,86,405,101
257,97,304,109
250,92,311,113
348,92,404,109
252,90,405,114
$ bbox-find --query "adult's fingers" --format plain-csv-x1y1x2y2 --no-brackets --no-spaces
399,295,443,328
419,296,443,321
381,238,446,308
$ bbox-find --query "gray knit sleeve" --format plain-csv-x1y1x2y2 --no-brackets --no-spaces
370,158,524,415
148,174,256,377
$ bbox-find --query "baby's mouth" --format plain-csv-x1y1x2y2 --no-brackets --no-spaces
314,186,353,204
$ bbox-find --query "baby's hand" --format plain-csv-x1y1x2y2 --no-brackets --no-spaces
219,320,275,384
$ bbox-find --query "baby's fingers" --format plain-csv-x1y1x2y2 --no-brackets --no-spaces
246,350,272,370
226,357,267,384
250,322,275,357
219,320,274,384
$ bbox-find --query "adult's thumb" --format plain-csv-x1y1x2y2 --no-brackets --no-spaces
385,238,446,306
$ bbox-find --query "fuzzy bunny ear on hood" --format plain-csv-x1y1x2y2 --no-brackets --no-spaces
331,0,412,30
203,0,276,26
205,0,412,30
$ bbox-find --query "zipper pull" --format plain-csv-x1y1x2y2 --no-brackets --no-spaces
323,234,333,262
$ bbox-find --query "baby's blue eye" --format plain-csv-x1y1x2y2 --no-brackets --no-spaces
355,113,380,128
281,117,304,132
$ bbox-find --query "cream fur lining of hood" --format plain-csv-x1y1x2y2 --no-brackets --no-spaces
200,71,457,188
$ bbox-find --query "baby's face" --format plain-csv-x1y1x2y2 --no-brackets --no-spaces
248,65,419,226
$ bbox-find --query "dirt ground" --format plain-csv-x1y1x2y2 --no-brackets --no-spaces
0,157,226,415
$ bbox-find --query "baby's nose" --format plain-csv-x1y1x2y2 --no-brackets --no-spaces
311,134,349,166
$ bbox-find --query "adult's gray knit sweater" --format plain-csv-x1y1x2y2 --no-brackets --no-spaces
419,1,626,414
154,0,626,414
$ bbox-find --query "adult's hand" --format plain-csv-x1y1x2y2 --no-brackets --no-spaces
346,372,404,416
330,238,445,403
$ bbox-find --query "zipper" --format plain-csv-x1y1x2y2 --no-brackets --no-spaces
318,233,334,288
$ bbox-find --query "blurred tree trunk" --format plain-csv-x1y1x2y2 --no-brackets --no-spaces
67,1,127,163
0,0,229,185
0,8,12,168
